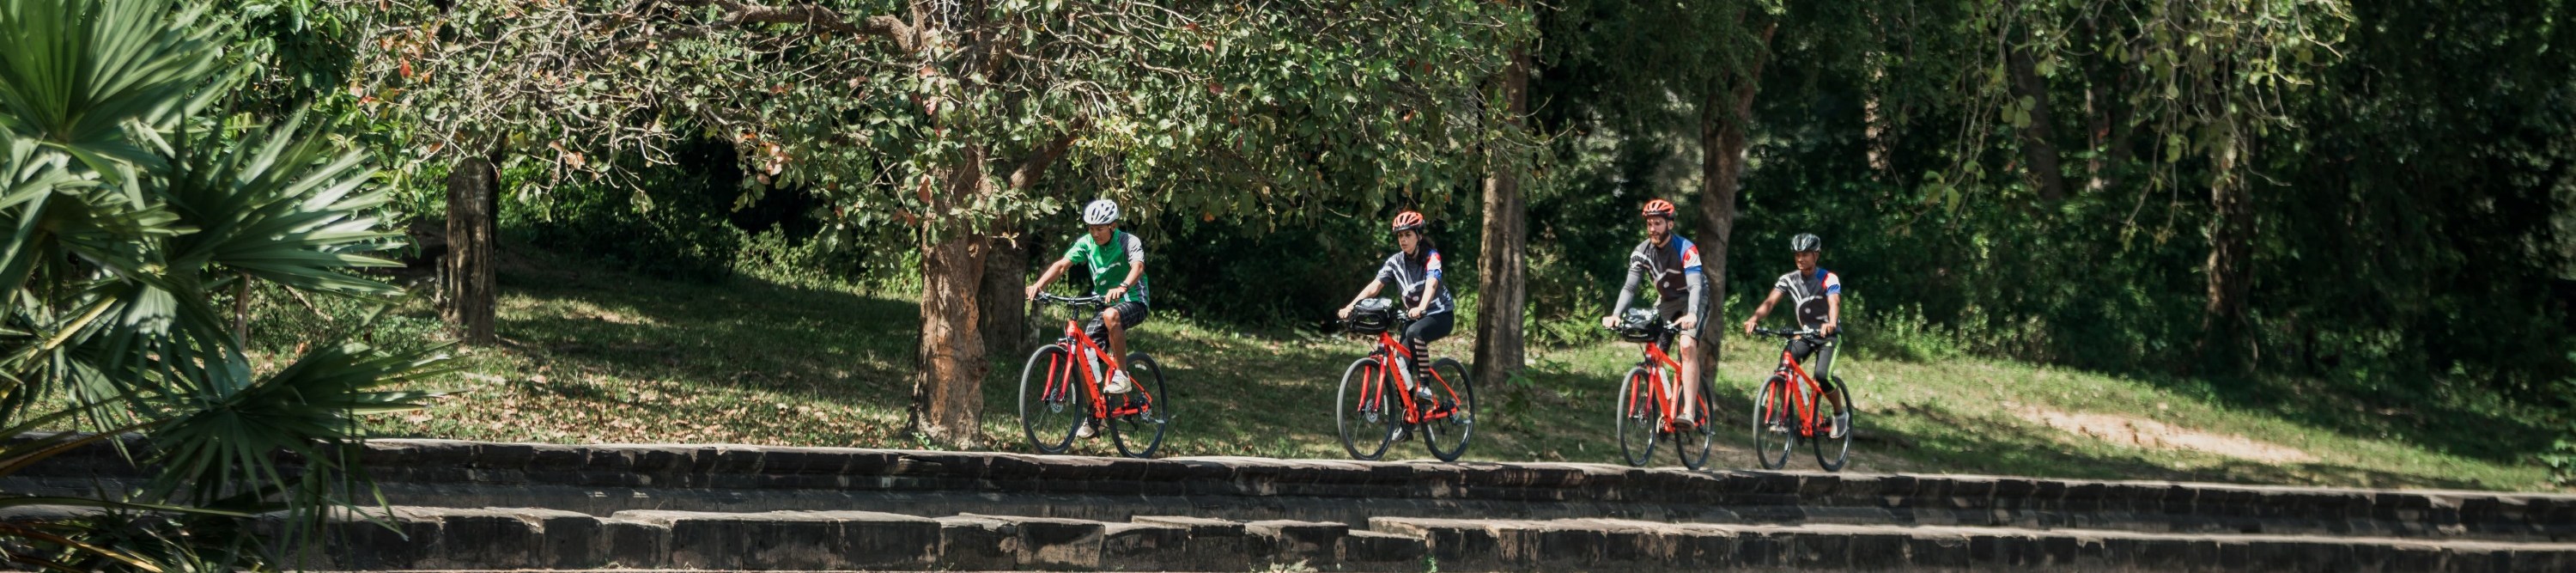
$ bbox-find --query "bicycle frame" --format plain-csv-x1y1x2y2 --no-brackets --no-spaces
1040,306,1152,421
1625,336,1690,431
1358,326,1461,424
1765,339,1832,438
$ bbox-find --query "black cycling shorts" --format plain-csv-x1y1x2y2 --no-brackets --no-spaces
1656,301,1705,342
1084,301,1149,347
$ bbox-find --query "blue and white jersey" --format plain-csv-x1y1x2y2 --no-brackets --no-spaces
1774,268,1844,328
1375,250,1455,315
1630,235,1705,303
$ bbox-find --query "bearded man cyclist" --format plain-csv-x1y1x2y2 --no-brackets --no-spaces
1599,198,1711,430
1741,233,1847,437
1024,199,1151,398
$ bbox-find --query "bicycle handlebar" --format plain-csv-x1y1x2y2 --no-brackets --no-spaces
1601,323,1681,335
1033,293,1110,308
1751,326,1831,338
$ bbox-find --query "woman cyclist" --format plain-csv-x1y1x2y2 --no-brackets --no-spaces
1336,211,1458,423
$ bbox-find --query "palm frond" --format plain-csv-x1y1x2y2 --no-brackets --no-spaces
159,112,403,299
0,0,241,177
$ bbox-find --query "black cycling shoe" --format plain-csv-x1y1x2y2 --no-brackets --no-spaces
1390,425,1413,443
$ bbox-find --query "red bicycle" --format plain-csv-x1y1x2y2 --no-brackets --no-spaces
1334,299,1475,461
1018,293,1170,458
1606,309,1717,469
1750,326,1852,471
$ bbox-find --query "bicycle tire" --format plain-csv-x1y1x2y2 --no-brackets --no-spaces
1421,357,1475,462
1752,374,1795,470
1107,353,1170,459
1676,373,1718,471
1018,344,1083,454
1335,356,1397,460
1813,375,1855,472
1615,366,1661,467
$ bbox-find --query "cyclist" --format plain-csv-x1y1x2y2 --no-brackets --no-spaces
1741,232,1846,437
1025,198,1151,400
1599,198,1710,430
1337,210,1458,422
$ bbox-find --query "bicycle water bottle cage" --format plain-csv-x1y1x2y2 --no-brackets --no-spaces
1347,298,1397,334
1616,308,1663,343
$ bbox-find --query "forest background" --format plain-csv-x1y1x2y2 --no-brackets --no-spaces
243,0,2576,473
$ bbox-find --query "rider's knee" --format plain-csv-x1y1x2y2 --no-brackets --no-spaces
1101,308,1122,329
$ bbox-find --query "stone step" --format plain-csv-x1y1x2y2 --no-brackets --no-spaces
21,438,2576,542
293,507,1423,571
1370,516,2576,572
290,506,2576,571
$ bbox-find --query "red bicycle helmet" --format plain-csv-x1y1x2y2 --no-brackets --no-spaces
1391,210,1427,234
1641,198,1677,219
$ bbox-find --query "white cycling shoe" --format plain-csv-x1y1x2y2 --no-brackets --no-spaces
1103,370,1134,394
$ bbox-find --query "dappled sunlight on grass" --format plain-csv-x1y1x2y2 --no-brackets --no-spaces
360,249,2560,491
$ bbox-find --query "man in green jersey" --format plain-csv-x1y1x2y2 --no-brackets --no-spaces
1025,198,1151,395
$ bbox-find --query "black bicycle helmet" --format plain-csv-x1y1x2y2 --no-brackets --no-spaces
1789,233,1822,253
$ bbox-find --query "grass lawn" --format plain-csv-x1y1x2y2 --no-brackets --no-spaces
348,247,2561,492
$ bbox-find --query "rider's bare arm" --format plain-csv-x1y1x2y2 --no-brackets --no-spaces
1342,279,1388,317
1743,289,1786,333
1824,292,1843,334
1028,258,1075,299
1412,277,1439,318
1107,241,1145,301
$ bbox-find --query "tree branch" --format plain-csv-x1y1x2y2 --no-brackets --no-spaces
637,0,921,52
1005,119,1087,190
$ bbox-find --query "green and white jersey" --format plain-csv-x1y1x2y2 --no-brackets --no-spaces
1064,229,1150,305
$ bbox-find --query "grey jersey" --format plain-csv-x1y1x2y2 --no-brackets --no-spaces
1612,235,1709,320
1375,249,1455,315
1772,268,1844,328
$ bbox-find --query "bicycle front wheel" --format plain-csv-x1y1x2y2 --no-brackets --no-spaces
1676,373,1718,471
1107,353,1170,459
1018,344,1084,454
1614,366,1661,467
1813,375,1855,472
1751,374,1796,470
1335,356,1398,460
1420,358,1475,462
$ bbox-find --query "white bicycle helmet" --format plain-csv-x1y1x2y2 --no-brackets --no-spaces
1082,198,1121,225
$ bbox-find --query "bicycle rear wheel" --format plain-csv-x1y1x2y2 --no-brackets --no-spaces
1018,344,1084,454
1675,374,1718,471
1751,374,1796,470
1334,357,1397,460
1813,375,1855,472
1420,358,1474,462
1107,353,1170,459
1614,366,1661,467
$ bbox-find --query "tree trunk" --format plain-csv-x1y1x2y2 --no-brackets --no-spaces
1472,47,1531,388
440,155,500,344
977,130,1078,361
980,230,1030,358
2007,43,2067,203
1863,88,1891,180
2199,121,2253,369
2086,27,2136,194
1694,23,1777,365
908,149,992,448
